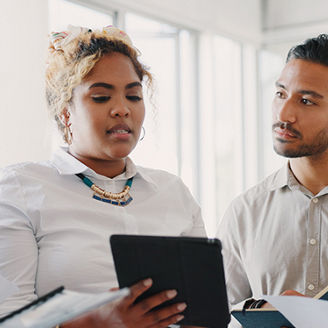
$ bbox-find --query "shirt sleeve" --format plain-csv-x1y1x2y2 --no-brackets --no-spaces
216,199,252,306
0,168,38,317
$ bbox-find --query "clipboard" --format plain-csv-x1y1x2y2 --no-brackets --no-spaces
110,234,231,328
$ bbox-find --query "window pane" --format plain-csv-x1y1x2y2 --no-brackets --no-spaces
258,50,285,177
213,36,243,220
125,13,179,175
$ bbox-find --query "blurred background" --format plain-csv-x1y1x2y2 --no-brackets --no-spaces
1,0,327,235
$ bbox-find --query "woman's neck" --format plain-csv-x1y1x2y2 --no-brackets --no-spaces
68,150,126,178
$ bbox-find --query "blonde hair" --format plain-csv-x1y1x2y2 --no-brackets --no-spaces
46,27,152,140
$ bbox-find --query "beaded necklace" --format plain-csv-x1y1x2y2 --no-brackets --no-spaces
76,173,133,206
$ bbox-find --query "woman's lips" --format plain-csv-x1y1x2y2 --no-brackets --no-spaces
106,124,132,140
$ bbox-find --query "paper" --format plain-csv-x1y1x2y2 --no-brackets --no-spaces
263,294,328,328
0,274,18,304
1,288,129,328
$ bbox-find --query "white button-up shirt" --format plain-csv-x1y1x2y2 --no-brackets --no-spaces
217,163,328,309
0,148,205,316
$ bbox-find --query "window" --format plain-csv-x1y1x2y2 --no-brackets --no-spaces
258,50,285,178
125,13,199,198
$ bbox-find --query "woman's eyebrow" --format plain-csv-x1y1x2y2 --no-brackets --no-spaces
88,82,142,90
89,82,114,89
126,82,142,89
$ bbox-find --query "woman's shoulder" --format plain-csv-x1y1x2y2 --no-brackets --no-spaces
136,165,183,185
0,160,55,182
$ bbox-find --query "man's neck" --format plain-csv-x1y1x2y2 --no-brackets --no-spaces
290,153,328,195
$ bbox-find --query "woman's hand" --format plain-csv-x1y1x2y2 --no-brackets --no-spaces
62,278,186,328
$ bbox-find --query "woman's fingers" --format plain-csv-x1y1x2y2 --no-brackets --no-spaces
134,289,179,315
122,278,153,307
149,314,185,328
145,302,187,324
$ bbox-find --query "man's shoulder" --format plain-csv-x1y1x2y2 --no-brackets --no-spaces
231,167,286,208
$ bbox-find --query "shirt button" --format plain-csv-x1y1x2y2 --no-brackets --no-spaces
308,284,315,291
309,238,317,245
312,198,318,203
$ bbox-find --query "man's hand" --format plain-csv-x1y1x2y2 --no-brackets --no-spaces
62,278,186,328
261,289,306,309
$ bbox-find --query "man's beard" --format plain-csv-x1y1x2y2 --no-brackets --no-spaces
273,122,328,158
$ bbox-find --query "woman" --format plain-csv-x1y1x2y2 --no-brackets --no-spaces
0,25,205,327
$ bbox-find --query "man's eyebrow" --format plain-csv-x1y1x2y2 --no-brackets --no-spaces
89,82,113,89
299,90,324,99
126,82,142,89
275,81,286,89
275,81,324,99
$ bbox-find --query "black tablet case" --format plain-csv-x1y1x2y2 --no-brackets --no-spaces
110,235,230,328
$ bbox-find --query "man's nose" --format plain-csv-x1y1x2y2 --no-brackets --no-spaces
275,99,296,124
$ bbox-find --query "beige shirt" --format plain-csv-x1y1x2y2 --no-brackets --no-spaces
217,163,328,306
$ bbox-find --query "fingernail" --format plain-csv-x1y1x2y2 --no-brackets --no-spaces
143,278,152,286
166,289,177,298
177,302,187,311
176,315,184,322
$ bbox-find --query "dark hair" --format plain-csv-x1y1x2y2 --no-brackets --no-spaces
286,34,328,66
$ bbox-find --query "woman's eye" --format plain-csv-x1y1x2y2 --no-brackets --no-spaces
91,96,110,103
301,98,315,105
126,96,142,102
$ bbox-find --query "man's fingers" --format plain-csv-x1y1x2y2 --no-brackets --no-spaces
134,289,178,315
281,290,306,297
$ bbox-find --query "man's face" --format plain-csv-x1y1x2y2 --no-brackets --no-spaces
272,59,328,158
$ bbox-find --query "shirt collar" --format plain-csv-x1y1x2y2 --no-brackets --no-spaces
269,161,321,196
50,147,157,188
268,162,291,191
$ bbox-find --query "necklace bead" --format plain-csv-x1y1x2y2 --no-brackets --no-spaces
76,173,133,206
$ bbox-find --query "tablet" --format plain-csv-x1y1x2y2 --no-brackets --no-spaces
110,235,230,328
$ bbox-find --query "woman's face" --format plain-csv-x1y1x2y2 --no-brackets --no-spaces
67,52,145,162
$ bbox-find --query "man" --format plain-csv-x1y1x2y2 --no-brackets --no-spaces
217,34,328,315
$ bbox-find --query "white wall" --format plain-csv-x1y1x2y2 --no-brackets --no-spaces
262,0,328,54
81,0,262,44
0,0,51,167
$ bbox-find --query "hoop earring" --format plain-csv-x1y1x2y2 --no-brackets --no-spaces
139,127,145,141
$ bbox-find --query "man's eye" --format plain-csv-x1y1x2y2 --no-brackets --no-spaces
92,96,110,103
126,96,142,101
275,91,284,98
301,98,315,105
